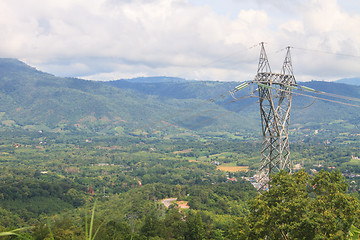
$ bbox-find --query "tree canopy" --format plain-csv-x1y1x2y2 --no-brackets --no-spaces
245,170,360,240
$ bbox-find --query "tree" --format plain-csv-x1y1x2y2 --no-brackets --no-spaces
96,220,132,240
224,217,250,240
310,170,360,239
140,209,162,239
248,170,315,239
246,170,360,240
163,208,186,240
185,211,206,240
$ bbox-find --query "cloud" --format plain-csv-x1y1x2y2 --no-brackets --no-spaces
0,0,359,82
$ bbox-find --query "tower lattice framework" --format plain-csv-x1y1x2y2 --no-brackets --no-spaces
253,43,296,190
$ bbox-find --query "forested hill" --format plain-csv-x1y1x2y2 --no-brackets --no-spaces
106,78,360,140
0,58,255,136
106,78,239,100
0,58,359,139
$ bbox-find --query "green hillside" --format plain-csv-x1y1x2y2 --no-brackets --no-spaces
0,59,256,137
0,58,359,142
107,78,360,141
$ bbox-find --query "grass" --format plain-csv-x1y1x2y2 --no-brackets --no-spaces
85,202,103,240
0,202,103,240
0,227,32,239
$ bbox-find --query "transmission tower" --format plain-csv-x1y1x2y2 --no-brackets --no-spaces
252,43,296,190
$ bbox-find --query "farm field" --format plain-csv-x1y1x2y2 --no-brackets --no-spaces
217,164,249,172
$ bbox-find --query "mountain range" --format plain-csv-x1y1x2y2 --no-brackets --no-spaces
0,58,359,141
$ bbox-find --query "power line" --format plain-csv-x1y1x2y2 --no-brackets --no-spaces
293,47,360,59
254,82,360,108
297,86,360,103
135,82,252,132
175,43,360,83
157,93,257,132
293,90,360,108
132,43,360,141
175,43,260,80
135,85,256,135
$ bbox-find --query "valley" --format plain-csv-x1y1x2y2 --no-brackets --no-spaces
0,58,360,239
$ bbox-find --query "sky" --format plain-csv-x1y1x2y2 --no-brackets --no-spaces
0,0,360,82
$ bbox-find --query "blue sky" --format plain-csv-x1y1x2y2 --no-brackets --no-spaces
0,0,359,82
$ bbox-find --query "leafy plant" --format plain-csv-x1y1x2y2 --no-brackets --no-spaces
85,202,103,240
348,225,360,240
0,227,32,239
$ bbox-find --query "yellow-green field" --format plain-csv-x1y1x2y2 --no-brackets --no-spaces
217,165,249,172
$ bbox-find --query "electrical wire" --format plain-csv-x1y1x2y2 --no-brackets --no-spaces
136,84,252,132
255,82,360,108
297,97,318,109
147,88,258,134
144,79,360,136
293,47,360,59
132,43,360,136
292,90,360,108
142,81,257,133
136,81,255,132
296,86,360,103
163,42,261,87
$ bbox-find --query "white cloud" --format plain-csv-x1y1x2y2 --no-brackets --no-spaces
0,0,359,82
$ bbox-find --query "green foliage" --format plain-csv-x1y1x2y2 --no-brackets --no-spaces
0,227,32,239
310,171,360,239
140,209,163,238
85,202,103,240
96,220,132,240
185,211,206,240
348,225,360,240
162,208,186,240
187,181,256,216
248,170,312,239
247,170,360,240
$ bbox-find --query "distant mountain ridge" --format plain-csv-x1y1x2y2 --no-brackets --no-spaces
335,77,360,86
0,58,359,140
0,58,45,74
105,79,239,100
118,76,187,83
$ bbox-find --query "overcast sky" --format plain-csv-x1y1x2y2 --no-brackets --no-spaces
1,0,360,82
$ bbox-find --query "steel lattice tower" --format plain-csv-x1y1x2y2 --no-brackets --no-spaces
253,43,296,190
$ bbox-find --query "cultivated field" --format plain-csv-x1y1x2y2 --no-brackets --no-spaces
217,165,249,172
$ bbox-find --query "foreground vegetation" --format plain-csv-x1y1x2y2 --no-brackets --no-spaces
1,170,359,239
